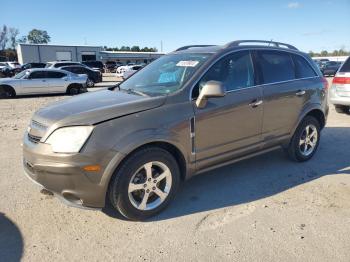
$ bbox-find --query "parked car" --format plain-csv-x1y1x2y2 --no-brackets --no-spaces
82,61,105,73
121,65,144,80
0,62,12,77
104,61,117,72
329,57,350,114
46,61,83,68
59,65,102,87
0,68,87,98
320,61,342,76
23,40,328,220
21,62,46,71
115,65,132,78
0,62,22,76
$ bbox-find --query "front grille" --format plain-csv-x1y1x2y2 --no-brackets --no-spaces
31,120,47,130
28,133,41,143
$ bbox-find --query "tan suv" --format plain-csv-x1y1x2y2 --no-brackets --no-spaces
23,40,329,220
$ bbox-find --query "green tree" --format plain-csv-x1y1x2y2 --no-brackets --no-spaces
131,45,140,51
0,25,8,50
8,27,19,49
27,29,51,44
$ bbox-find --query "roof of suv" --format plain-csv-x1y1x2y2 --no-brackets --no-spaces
173,40,299,54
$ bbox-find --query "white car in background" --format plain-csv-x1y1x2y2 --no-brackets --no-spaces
6,62,21,69
330,57,350,114
0,62,11,74
0,69,87,98
116,65,144,79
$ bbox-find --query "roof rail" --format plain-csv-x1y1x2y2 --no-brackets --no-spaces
175,45,215,52
225,40,298,51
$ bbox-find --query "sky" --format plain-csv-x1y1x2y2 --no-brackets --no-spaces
1,0,350,53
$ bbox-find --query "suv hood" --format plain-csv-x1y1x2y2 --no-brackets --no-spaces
33,90,166,127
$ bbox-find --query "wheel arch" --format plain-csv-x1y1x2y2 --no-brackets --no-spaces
102,140,188,208
291,105,326,137
112,141,187,182
66,83,83,93
0,84,16,96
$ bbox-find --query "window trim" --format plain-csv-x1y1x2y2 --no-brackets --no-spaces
291,53,318,79
191,50,256,99
189,48,320,101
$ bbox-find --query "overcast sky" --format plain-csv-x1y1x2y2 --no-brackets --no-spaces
1,0,350,52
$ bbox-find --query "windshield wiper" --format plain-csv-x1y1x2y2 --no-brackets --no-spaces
126,88,149,97
108,83,121,91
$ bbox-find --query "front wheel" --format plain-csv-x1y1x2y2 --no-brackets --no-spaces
287,116,321,162
108,147,180,220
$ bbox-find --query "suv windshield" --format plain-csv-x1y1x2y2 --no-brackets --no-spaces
119,53,211,96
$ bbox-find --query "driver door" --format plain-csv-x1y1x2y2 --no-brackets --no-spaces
192,51,264,171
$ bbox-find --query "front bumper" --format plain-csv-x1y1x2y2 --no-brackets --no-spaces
22,132,123,209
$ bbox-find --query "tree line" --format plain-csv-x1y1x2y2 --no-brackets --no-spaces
103,46,158,52
309,49,349,57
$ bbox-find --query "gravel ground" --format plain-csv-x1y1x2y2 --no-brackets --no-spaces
1,78,350,262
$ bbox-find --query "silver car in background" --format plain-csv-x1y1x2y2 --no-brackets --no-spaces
330,57,350,114
0,68,87,98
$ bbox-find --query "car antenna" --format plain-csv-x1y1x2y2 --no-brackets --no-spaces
268,39,273,46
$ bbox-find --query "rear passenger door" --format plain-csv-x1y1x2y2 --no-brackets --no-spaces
255,50,318,146
46,71,68,93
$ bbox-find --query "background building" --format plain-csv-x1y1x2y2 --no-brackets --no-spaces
17,44,164,65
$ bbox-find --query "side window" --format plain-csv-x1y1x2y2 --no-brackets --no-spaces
192,51,254,98
46,71,66,78
292,55,317,78
29,71,47,79
257,50,295,84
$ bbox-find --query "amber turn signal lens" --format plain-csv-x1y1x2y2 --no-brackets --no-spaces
83,165,101,172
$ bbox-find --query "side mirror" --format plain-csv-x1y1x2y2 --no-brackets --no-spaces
196,80,225,108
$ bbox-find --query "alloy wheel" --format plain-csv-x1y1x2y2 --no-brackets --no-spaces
128,161,172,211
299,124,318,156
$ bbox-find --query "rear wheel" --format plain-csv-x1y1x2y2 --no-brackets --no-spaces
0,86,16,98
335,105,350,114
66,85,80,95
287,116,320,162
108,147,180,220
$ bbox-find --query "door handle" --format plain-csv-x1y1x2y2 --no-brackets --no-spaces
249,99,263,108
296,90,306,96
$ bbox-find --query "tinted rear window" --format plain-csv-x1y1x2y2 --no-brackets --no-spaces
257,51,295,84
46,71,66,78
292,55,317,78
339,58,350,72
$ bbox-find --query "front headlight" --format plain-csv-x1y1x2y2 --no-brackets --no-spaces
45,126,94,153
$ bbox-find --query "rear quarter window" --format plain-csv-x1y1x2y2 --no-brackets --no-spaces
292,55,317,78
256,50,295,84
340,58,350,72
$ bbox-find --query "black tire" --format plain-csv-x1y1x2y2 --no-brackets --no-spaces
67,85,79,95
108,147,180,221
334,105,350,114
287,116,321,162
0,85,16,98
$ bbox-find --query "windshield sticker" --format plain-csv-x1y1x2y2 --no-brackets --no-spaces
176,60,199,67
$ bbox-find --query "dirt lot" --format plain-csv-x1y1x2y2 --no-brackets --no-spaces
1,80,350,262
